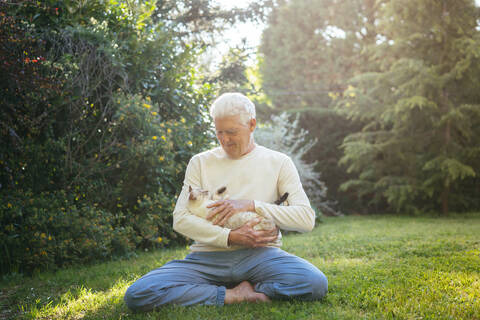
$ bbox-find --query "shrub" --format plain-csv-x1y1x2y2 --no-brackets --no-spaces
255,112,340,217
0,190,134,274
0,1,215,274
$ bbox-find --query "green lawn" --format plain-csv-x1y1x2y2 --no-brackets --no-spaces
1,214,479,319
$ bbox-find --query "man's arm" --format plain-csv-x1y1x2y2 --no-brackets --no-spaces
204,199,280,248
254,156,316,232
203,155,312,246
172,157,231,248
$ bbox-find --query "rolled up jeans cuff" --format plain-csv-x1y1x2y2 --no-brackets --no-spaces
216,286,226,306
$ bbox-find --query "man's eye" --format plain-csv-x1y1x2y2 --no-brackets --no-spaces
216,130,237,136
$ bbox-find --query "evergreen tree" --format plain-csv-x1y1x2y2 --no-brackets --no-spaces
259,0,379,212
338,0,480,214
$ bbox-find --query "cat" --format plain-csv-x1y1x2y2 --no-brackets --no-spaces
187,185,288,231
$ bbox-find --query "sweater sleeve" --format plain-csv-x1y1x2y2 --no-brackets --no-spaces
172,156,231,248
254,156,316,232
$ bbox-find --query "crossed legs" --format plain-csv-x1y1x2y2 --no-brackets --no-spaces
124,247,327,311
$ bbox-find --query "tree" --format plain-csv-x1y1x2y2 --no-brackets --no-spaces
255,112,340,216
0,0,212,273
338,0,480,214
259,0,379,212
0,0,286,274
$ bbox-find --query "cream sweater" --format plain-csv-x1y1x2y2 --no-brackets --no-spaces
172,144,316,252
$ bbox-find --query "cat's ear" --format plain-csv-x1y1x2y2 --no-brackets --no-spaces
188,185,196,200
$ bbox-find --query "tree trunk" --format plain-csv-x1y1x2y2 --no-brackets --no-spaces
441,184,449,215
442,119,451,215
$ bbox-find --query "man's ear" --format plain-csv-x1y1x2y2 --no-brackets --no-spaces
249,118,256,132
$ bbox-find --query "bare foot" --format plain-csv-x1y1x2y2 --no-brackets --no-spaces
224,281,270,304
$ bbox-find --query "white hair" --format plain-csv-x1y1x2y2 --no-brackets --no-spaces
210,92,256,124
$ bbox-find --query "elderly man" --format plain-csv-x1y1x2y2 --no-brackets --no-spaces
124,92,327,310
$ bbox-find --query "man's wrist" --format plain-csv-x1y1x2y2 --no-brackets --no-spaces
227,229,236,247
250,200,255,212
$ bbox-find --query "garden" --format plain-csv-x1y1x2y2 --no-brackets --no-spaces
1,1,480,319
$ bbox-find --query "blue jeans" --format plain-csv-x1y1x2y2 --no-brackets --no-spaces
124,247,328,311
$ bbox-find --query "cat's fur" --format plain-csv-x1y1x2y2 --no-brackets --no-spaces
187,186,288,231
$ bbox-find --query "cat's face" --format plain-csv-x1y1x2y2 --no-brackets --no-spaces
188,186,210,202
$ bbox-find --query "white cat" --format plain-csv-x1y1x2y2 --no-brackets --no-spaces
187,186,288,231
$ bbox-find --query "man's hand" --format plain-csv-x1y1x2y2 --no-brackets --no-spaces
206,199,254,226
228,219,279,248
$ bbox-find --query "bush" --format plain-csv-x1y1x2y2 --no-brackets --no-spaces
0,190,134,274
255,113,340,217
0,1,215,274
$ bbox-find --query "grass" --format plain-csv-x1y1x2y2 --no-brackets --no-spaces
1,214,479,319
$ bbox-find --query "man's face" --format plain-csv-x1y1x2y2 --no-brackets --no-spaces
214,115,256,159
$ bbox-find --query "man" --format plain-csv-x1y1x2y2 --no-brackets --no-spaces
124,92,327,310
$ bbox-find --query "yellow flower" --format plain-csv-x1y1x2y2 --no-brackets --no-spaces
328,92,338,101
146,96,151,101
41,250,47,256
48,236,52,241
152,136,158,140
167,128,172,134
349,91,356,98
180,117,186,123
161,135,166,141
40,233,46,239
151,111,158,116
7,203,12,208
143,103,151,109
157,236,163,243
187,141,192,146
159,156,165,161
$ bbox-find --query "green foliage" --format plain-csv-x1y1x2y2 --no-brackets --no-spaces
259,0,480,214
258,0,375,213
1,190,134,274
0,0,215,274
337,0,480,214
255,113,339,216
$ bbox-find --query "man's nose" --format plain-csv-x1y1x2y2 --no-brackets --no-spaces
220,135,231,143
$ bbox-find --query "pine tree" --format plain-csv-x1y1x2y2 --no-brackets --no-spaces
259,0,380,212
338,0,480,214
